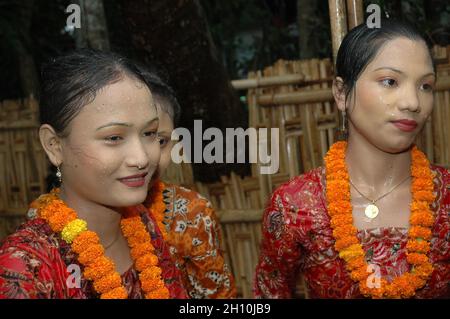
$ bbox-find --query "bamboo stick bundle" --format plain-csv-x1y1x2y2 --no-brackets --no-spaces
346,0,363,29
328,0,348,64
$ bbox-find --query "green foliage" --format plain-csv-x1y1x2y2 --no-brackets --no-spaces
201,0,299,79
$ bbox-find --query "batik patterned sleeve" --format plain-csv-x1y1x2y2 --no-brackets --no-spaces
253,186,303,298
0,222,71,299
169,186,237,298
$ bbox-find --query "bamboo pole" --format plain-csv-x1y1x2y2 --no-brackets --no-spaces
346,0,364,29
328,0,348,64
258,88,334,106
255,75,450,106
232,74,305,90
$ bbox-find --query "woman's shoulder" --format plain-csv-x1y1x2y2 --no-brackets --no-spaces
269,166,326,206
165,182,213,210
263,167,327,233
0,218,57,255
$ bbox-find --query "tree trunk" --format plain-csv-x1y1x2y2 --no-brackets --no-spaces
74,0,110,50
14,0,39,98
119,0,248,182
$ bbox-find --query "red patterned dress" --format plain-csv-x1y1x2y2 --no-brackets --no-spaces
253,165,450,298
0,203,187,299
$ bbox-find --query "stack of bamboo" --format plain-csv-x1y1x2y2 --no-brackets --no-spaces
0,97,48,238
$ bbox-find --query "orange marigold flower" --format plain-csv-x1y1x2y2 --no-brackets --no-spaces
47,210,77,232
127,230,151,246
406,252,428,265
346,256,366,271
335,236,359,251
409,226,432,240
130,242,155,260
83,257,115,281
406,240,430,253
100,286,128,299
78,244,105,265
140,278,165,292
144,287,170,299
409,211,434,227
94,272,122,294
332,224,357,240
413,263,434,279
135,254,159,271
330,214,354,229
72,231,100,254
140,266,163,281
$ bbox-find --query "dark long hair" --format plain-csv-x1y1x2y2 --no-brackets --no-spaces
39,48,159,135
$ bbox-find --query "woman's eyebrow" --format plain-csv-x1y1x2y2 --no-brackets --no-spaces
96,117,158,131
373,66,404,74
373,66,435,78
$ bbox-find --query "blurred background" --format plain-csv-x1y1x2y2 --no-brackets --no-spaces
1,0,449,297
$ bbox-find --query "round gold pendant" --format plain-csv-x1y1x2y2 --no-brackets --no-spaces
365,204,379,219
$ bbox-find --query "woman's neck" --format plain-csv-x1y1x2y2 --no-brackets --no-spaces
59,184,122,247
345,129,412,192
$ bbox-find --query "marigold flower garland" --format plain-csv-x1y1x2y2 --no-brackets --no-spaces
324,141,435,299
35,189,169,299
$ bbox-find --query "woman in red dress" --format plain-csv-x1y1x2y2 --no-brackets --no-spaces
254,20,449,299
141,71,236,298
0,50,187,299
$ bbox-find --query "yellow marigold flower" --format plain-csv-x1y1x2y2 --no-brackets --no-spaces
339,244,364,262
61,219,88,243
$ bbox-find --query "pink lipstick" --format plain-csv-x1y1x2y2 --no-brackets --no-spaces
391,119,418,132
118,173,148,188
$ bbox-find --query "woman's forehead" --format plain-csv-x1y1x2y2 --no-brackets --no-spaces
366,38,433,73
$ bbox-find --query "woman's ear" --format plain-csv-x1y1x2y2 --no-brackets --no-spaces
39,124,63,167
332,77,347,112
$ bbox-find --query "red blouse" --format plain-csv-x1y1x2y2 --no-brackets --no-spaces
0,204,187,299
253,165,450,298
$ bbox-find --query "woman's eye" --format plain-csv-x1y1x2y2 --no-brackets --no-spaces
159,137,169,147
380,78,397,87
105,135,122,143
144,131,159,141
421,83,434,92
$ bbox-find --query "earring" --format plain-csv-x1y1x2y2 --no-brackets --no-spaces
341,110,347,132
56,166,62,183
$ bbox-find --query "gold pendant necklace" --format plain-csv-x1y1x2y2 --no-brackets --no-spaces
364,203,379,219
349,175,411,220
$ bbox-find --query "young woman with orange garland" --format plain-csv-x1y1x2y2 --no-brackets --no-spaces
141,70,236,298
254,19,449,298
0,50,187,298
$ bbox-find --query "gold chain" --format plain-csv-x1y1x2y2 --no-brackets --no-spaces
349,175,411,204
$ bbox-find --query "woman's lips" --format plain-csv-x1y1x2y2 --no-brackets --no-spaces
391,119,418,132
118,173,148,188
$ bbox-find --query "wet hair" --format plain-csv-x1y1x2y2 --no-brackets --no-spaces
335,19,435,105
135,66,181,126
39,48,157,136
